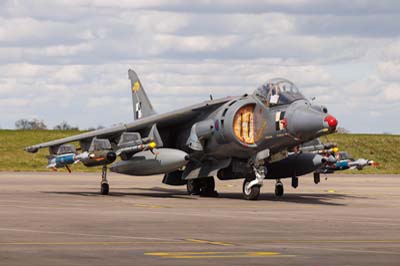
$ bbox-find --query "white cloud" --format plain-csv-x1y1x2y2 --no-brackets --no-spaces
377,61,400,82
0,17,94,45
383,39,400,59
0,97,29,107
43,43,94,57
383,84,400,101
0,1,399,133
50,65,85,83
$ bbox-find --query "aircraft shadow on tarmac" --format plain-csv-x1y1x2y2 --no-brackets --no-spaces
43,186,369,206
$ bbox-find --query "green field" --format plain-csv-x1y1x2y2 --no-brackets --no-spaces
0,130,97,172
0,130,399,174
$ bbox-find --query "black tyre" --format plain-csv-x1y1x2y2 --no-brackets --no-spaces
242,179,260,200
275,182,284,197
187,179,201,195
201,177,215,193
200,177,218,197
101,183,109,195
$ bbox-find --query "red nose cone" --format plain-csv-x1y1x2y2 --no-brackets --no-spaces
324,115,338,129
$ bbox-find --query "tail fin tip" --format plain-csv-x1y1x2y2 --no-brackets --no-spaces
128,69,156,120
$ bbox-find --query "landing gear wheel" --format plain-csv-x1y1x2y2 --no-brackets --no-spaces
187,179,201,195
101,183,109,195
275,181,284,197
201,177,218,197
242,179,260,200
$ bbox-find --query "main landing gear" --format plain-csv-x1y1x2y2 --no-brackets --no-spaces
187,177,218,197
100,165,109,195
275,180,284,197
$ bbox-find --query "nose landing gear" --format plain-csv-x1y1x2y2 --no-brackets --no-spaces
242,164,266,200
242,178,261,200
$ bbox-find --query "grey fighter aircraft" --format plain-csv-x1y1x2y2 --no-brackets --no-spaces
26,70,338,200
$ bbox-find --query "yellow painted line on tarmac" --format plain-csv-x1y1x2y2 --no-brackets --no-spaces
185,238,234,246
133,203,170,209
0,241,185,246
251,239,400,244
145,251,295,259
327,189,336,193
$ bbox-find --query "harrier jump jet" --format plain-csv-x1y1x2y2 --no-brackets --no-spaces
26,70,338,200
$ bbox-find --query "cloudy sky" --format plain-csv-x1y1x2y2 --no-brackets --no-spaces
1,0,399,133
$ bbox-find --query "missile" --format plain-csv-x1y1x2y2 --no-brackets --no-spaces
300,142,338,153
116,141,157,156
47,153,76,169
47,150,117,170
335,159,378,171
322,158,379,173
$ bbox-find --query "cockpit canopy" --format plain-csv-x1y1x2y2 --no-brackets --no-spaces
254,78,305,107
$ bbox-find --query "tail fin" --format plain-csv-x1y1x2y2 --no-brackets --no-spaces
128,69,156,120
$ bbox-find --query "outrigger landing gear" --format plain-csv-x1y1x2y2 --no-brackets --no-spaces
187,177,218,197
100,165,109,195
275,180,284,197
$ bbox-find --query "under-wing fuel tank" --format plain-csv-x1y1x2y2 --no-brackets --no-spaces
110,148,189,176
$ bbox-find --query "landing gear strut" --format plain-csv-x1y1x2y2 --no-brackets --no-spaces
275,180,284,197
100,165,109,195
314,172,321,184
242,164,266,200
187,177,218,197
291,176,298,188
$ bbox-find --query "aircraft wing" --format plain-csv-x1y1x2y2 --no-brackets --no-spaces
25,97,232,153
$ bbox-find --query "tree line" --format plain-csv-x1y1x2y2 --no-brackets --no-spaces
14,119,104,131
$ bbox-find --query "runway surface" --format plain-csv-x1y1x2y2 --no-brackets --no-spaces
0,172,399,265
